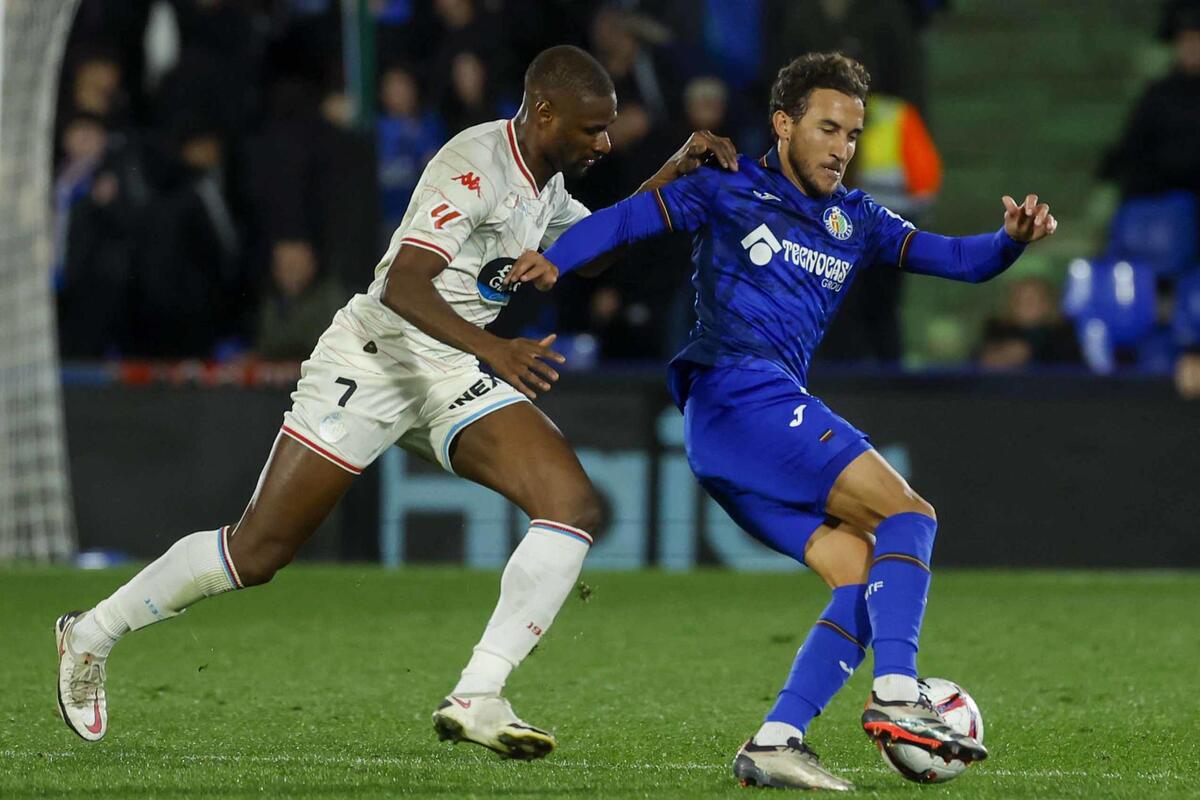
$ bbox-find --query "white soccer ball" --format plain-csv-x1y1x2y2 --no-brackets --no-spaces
877,677,985,784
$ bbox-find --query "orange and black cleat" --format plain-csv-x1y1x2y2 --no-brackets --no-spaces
862,691,988,763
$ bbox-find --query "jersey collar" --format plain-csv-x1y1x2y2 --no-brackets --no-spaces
506,119,540,196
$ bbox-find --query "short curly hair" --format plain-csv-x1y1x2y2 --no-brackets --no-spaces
769,52,870,123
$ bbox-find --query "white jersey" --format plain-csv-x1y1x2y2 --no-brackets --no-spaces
343,119,590,372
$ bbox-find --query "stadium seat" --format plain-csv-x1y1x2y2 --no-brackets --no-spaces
1173,269,1200,351
1106,191,1199,276
1062,258,1158,373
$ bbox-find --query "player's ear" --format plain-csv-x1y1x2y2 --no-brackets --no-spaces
771,110,792,141
535,98,554,126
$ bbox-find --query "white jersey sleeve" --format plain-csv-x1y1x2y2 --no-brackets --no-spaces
539,191,591,250
397,149,501,264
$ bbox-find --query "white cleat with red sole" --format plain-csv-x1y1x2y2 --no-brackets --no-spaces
55,611,108,741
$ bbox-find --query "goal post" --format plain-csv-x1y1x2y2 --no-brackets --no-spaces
0,0,80,561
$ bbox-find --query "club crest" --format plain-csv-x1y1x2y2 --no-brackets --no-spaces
823,206,853,241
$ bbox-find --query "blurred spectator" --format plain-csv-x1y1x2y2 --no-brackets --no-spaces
847,95,941,218
255,240,347,359
377,64,445,239
819,95,941,365
764,0,925,109
441,50,505,132
976,278,1081,371
131,116,248,357
67,47,128,121
250,81,378,297
429,0,512,107
1177,352,1200,397
571,6,676,210
54,114,111,288
1173,271,1200,398
57,143,141,359
1100,0,1200,200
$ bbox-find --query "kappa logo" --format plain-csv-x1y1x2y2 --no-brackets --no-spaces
740,223,783,266
839,660,855,677
789,404,807,427
753,190,781,202
822,206,853,240
429,201,464,230
452,171,482,196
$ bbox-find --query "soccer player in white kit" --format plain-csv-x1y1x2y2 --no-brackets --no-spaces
54,45,738,759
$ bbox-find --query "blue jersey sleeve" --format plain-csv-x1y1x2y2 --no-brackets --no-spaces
861,195,919,268
654,167,722,233
543,168,721,275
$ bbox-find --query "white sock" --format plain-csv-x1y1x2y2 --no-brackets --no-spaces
873,673,920,703
453,519,591,696
753,721,804,747
70,527,242,657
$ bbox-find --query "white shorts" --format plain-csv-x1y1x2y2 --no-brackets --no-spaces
281,307,528,475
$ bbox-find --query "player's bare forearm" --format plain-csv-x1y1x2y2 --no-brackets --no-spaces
383,246,565,399
381,249,502,360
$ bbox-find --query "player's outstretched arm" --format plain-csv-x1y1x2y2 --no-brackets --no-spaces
382,246,564,399
506,190,673,287
904,194,1057,283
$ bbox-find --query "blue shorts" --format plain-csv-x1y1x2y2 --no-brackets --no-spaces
676,361,872,564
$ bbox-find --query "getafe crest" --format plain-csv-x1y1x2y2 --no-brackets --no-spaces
822,206,853,241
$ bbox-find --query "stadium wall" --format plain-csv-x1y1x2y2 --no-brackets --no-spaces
65,372,1200,569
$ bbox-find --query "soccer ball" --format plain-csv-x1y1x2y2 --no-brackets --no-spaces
877,677,984,784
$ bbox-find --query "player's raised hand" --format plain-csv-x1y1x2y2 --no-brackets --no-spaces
669,130,739,176
504,250,559,291
1002,194,1058,243
481,333,565,399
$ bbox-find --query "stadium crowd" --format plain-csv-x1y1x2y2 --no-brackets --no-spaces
49,0,1200,393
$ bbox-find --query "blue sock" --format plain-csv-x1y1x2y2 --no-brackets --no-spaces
866,512,937,679
766,584,872,732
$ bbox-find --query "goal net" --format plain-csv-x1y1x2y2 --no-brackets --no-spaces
0,0,79,561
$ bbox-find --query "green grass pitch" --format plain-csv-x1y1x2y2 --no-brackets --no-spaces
2,566,1198,799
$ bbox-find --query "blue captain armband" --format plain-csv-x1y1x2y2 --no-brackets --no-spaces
544,190,672,275
901,227,1027,283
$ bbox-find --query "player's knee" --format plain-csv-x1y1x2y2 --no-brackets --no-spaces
894,489,936,522
229,528,299,587
542,482,604,534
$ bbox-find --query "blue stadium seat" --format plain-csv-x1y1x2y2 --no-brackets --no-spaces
1173,269,1200,351
1106,191,1198,276
1062,258,1158,373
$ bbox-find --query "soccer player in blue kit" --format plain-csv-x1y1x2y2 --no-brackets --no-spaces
508,52,1057,790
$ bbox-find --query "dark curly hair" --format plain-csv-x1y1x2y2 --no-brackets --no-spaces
769,52,871,124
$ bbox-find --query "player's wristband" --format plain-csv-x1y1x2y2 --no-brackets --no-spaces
545,191,669,275
903,227,1026,283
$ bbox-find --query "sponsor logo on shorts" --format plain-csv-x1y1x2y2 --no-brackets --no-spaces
789,404,807,427
476,257,522,304
448,376,500,410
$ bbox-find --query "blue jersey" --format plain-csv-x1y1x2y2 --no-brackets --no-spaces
654,147,917,391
